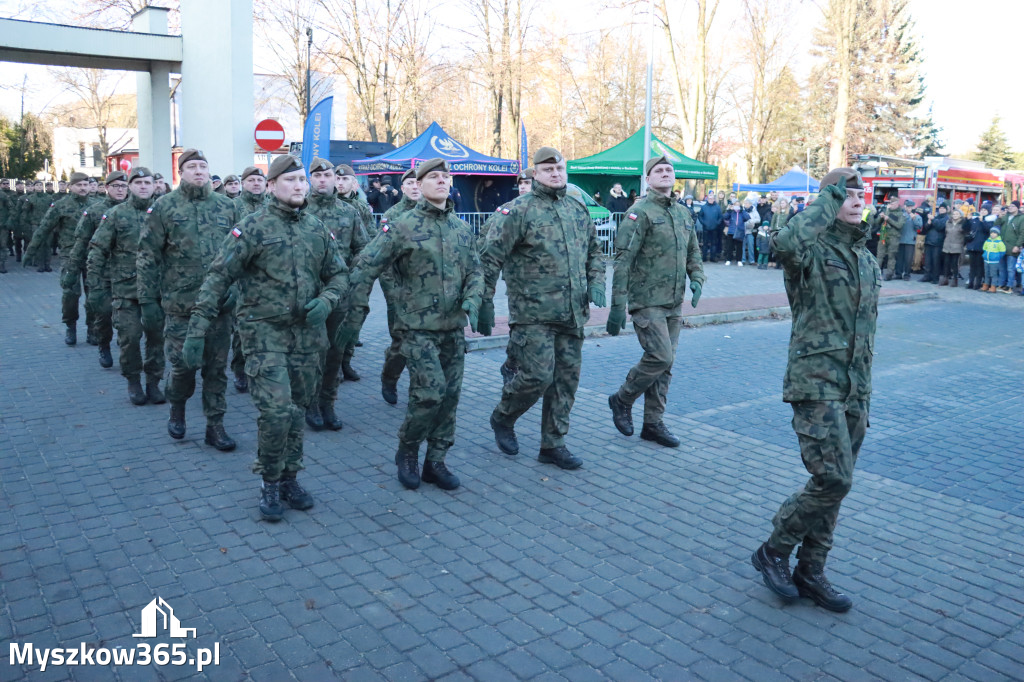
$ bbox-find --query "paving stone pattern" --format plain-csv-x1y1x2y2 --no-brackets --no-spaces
1,264,1023,681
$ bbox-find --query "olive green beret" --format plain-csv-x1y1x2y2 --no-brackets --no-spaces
533,146,563,165
177,148,207,170
153,173,163,180
309,157,334,173
415,158,450,181
334,164,355,177
644,154,672,176
400,167,416,183
69,172,89,184
128,167,153,183
267,154,305,181
105,171,127,184
240,166,263,181
820,167,864,190
518,167,535,181
223,174,239,184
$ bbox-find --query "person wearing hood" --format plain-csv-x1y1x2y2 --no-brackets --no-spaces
605,183,630,214
921,203,947,283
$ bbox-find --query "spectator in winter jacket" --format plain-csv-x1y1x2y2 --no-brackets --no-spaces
474,178,504,213
605,183,630,214
996,200,1024,291
698,192,724,262
964,206,990,290
367,176,400,213
723,201,749,265
940,208,967,287
982,226,1006,291
741,198,758,264
922,204,947,282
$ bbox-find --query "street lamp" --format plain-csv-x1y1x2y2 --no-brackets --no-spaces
305,27,313,121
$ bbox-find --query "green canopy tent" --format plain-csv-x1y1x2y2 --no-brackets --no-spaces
567,129,719,200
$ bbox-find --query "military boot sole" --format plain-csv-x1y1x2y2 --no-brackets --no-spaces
640,427,681,448
608,394,634,436
305,407,325,431
397,467,421,490
490,414,519,456
259,504,284,522
168,421,186,439
793,572,853,613
751,549,799,602
421,464,460,490
381,382,398,405
204,431,237,452
537,449,583,470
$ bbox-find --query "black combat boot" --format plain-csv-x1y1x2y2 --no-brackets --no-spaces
342,359,361,381
64,324,77,346
538,446,583,470
395,442,421,490
793,559,853,612
608,393,634,436
259,479,284,521
640,421,680,447
127,379,148,406
320,401,343,431
146,379,166,405
98,344,113,368
233,371,248,393
279,475,314,510
751,542,799,602
421,459,460,490
204,422,236,451
86,329,99,346
490,413,519,456
381,380,398,405
168,402,186,439
305,403,325,430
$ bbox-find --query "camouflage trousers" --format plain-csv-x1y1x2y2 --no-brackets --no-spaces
381,294,406,385
769,399,869,565
86,278,113,345
316,308,346,403
616,305,682,424
164,312,231,422
0,226,7,270
59,256,92,329
112,297,165,382
398,329,465,461
230,330,245,377
493,324,584,450
247,351,321,481
880,238,899,275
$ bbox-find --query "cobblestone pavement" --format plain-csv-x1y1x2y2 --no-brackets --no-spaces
2,264,1023,681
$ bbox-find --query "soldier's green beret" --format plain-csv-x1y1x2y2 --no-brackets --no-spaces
105,171,127,184
309,157,334,174
223,174,239,184
68,172,89,185
177,148,207,170
401,167,416,183
644,154,672,176
153,173,163,180
240,166,263,181
518,167,535,181
533,146,563,165
267,154,305,181
820,167,864,190
128,167,153,183
334,164,356,177
415,158,450,181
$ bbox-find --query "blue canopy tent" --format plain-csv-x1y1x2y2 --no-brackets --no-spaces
733,167,820,194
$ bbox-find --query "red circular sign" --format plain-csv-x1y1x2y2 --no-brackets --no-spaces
254,119,286,152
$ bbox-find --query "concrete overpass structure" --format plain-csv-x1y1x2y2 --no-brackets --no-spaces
0,0,254,182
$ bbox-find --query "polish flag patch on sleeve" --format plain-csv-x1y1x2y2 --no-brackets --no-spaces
382,224,389,233
628,212,638,221
231,227,242,238
146,207,154,213
501,208,510,215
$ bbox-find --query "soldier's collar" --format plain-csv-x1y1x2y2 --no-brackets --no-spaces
417,197,454,216
241,189,263,201
268,196,307,218
830,219,868,245
180,181,212,201
310,189,337,206
533,182,566,201
130,194,154,210
648,191,672,207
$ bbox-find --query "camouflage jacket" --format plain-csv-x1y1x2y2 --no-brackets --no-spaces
382,195,417,222
234,190,266,218
66,196,125,277
337,191,372,261
877,207,905,244
308,190,364,265
136,182,242,316
770,187,880,403
28,192,91,255
17,193,51,238
188,198,348,355
0,191,13,234
87,194,155,299
349,198,482,333
611,191,705,312
479,182,603,328
996,213,1024,253
477,200,513,241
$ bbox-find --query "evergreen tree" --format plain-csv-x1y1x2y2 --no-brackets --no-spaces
0,114,52,179
915,104,945,157
973,116,1015,169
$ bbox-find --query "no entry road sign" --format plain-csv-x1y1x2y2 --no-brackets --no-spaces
254,119,286,152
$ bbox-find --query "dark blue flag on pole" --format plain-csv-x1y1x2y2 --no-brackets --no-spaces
301,96,333,170
520,121,528,171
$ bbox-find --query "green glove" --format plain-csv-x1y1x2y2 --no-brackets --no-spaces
690,281,702,308
589,282,606,307
220,287,237,313
606,305,626,335
304,297,331,326
141,301,163,332
461,300,479,332
477,299,495,336
181,335,205,370
60,269,78,289
821,173,848,203
333,321,359,349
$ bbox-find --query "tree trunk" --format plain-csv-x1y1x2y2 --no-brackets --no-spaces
828,0,855,169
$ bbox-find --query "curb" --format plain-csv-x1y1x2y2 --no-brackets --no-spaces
465,292,938,351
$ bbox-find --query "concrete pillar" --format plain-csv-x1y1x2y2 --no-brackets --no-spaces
131,7,173,182
179,0,254,176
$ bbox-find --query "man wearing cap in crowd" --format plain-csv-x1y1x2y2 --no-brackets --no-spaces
996,200,1024,292
895,198,920,280
338,158,482,491
478,146,605,471
23,172,94,344
20,181,50,270
875,195,905,280
235,166,267,219
333,163,372,381
185,154,349,521
221,175,241,200
9,180,27,263
136,148,242,452
87,167,167,406
0,180,13,273
153,173,168,197
752,167,878,614
376,166,421,405
62,170,129,365
606,155,705,448
211,175,223,194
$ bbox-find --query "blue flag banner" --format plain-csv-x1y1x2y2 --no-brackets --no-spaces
520,121,528,172
301,97,333,171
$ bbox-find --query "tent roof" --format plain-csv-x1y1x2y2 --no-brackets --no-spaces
351,122,519,175
733,167,820,193
567,129,718,180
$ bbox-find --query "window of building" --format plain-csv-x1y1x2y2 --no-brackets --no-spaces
79,142,86,167
93,145,102,168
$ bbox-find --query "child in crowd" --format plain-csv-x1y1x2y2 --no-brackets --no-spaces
756,220,771,269
982,226,1006,292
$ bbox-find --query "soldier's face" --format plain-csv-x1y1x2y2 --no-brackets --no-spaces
310,169,335,194
1,181,8,191
180,160,210,187
59,182,67,191
1009,204,1019,215
242,174,266,194
647,163,675,193
32,183,42,193
336,174,358,195
534,161,567,189
270,169,308,207
838,188,866,224
517,178,532,195
130,177,155,199
224,180,240,196
107,180,129,201
402,178,421,201
420,171,451,204
69,181,89,196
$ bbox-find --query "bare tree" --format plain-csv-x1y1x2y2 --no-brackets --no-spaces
659,0,719,161
76,0,180,30
50,68,137,163
254,0,332,122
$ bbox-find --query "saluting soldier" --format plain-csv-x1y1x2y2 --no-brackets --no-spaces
478,147,605,470
87,167,166,405
184,155,349,521
606,155,706,447
136,149,241,451
339,158,482,491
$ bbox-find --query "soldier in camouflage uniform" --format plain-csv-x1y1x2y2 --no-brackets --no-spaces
0,182,12,273
136,149,241,452
229,165,269,394
28,181,56,271
478,147,605,470
10,180,29,263
334,164,372,380
377,166,421,405
87,167,166,406
63,171,128,365
606,156,706,447
185,155,349,521
751,169,879,614
23,172,93,344
303,157,363,431
339,158,482,491
875,195,904,280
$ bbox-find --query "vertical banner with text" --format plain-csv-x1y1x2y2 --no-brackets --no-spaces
520,121,528,173
301,97,333,171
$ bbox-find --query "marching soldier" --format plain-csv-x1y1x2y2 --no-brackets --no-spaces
332,164,371,381
229,165,269,393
